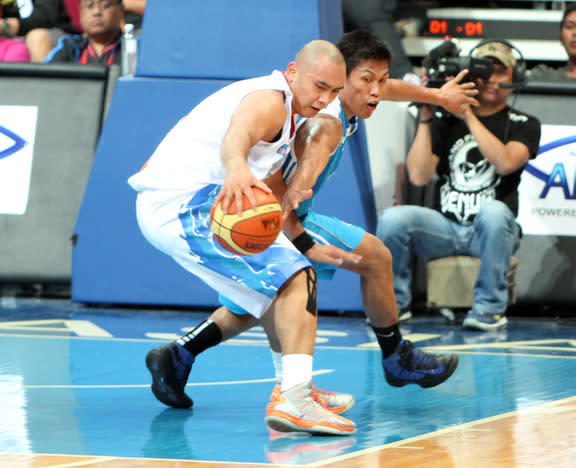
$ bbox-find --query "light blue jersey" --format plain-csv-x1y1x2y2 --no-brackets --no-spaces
282,97,359,219
281,97,365,280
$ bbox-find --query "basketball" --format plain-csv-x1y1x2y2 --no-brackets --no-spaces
210,187,283,256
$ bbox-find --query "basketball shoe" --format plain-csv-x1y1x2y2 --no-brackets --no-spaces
269,382,355,414
265,381,356,436
382,339,459,388
462,310,508,331
145,342,195,409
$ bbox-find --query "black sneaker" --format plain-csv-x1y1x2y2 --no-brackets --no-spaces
382,340,459,388
145,343,195,408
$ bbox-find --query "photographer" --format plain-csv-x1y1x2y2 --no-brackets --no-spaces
376,40,542,331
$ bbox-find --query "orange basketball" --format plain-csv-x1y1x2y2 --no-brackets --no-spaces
210,187,283,256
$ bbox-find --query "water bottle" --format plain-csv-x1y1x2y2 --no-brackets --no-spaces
121,24,138,76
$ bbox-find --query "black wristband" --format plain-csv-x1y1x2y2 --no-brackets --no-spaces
419,118,434,124
292,231,315,254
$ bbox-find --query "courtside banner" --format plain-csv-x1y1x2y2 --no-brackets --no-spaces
0,106,39,215
517,125,576,236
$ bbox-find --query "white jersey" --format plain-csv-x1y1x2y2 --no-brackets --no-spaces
128,70,294,193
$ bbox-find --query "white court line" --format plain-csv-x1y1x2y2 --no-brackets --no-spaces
22,369,334,389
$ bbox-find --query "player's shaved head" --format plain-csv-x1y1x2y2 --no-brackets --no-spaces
284,39,346,118
295,40,345,72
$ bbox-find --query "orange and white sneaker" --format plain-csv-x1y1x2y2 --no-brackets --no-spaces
269,382,355,414
265,381,356,436
311,384,355,414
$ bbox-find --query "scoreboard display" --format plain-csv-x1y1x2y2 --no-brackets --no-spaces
423,13,559,40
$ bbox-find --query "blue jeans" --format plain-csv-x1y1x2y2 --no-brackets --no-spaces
376,200,521,315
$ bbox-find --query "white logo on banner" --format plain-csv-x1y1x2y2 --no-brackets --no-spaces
517,125,576,236
0,106,39,215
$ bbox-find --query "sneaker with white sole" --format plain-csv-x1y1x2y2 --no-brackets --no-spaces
463,310,508,331
145,342,194,409
265,381,356,436
311,384,355,414
269,383,354,415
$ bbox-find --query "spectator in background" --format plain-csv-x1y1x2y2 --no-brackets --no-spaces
341,0,416,81
377,40,541,332
44,0,124,65
1,0,79,62
529,3,576,81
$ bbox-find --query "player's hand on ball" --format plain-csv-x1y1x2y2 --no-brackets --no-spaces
305,243,361,266
210,186,283,256
217,166,271,215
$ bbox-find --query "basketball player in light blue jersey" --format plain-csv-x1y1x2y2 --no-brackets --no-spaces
274,30,479,394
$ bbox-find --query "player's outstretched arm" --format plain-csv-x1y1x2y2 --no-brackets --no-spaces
380,70,479,113
283,114,342,212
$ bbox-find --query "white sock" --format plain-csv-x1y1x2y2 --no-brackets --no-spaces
271,350,283,383
281,354,313,392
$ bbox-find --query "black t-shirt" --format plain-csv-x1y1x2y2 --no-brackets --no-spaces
1,0,79,35
431,106,541,224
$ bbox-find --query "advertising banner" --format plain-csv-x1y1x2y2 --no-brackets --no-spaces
517,125,576,236
0,106,39,215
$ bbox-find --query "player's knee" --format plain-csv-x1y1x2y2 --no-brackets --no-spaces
375,239,393,270
359,233,393,274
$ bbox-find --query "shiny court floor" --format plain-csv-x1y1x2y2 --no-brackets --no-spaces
1,297,576,467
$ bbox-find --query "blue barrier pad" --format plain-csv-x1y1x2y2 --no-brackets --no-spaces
72,78,231,306
137,0,343,79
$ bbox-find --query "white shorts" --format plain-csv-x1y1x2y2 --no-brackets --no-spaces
135,185,311,318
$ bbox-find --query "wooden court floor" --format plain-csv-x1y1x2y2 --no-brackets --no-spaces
1,298,575,468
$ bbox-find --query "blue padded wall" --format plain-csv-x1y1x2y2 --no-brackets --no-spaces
72,78,229,305
137,0,344,79
72,0,376,311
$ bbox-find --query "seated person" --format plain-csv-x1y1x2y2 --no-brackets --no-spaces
44,0,124,65
1,0,79,62
0,36,30,62
377,40,542,332
529,3,576,81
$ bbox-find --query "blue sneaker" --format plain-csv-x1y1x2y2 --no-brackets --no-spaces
145,343,195,409
463,310,508,331
382,340,459,388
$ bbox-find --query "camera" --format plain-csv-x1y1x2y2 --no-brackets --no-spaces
423,39,493,88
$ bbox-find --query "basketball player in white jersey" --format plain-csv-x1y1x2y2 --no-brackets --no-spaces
128,40,362,436
150,32,480,422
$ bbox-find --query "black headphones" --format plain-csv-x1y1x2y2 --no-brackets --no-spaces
469,38,527,86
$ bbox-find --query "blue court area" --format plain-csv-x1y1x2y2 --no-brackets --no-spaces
1,298,576,465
